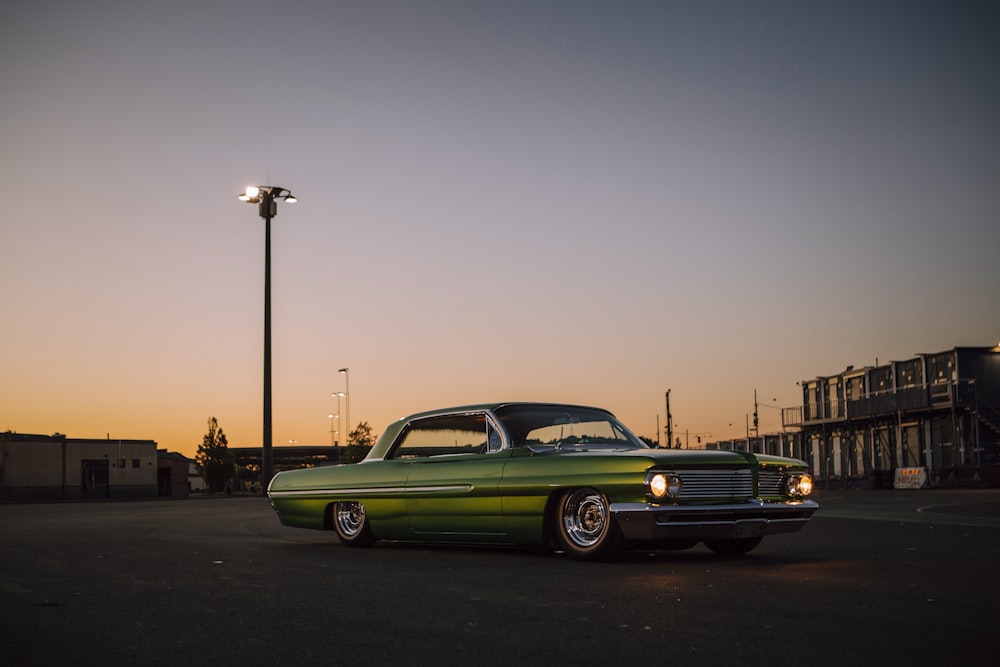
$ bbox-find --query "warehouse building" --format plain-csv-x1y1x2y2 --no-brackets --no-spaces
708,346,1000,487
783,345,1000,487
0,432,162,501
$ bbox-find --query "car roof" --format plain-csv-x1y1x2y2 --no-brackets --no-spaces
395,402,615,423
367,402,619,460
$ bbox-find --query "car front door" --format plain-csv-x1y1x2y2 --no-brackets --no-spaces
393,413,508,537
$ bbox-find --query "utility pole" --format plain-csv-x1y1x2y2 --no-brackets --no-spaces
753,388,760,437
665,390,673,450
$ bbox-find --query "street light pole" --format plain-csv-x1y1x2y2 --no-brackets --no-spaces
330,392,345,446
339,368,350,445
239,185,296,491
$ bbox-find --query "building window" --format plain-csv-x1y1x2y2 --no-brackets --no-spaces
132,458,141,469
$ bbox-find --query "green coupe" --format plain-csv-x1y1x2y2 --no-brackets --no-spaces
267,402,817,560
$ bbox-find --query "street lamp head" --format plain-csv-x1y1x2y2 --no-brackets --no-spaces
238,185,261,203
238,185,298,211
239,185,296,219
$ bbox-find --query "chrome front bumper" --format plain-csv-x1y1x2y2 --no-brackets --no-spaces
610,499,819,542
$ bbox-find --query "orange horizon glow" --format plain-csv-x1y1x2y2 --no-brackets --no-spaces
5,343,987,460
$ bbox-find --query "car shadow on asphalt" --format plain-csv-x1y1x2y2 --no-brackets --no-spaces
270,537,822,567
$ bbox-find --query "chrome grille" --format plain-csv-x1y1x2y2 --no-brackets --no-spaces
757,470,785,497
676,469,753,499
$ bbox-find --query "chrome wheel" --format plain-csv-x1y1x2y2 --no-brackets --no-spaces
336,501,365,536
555,488,624,560
333,501,375,547
562,489,608,547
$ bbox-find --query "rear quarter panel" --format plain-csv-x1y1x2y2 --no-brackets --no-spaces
268,460,409,534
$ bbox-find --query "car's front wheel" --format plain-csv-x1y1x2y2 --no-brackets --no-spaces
332,501,375,547
554,488,624,561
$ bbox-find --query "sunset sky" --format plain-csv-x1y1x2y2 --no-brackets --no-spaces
2,1,998,458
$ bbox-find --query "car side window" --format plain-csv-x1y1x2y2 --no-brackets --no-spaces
390,414,489,459
486,420,503,453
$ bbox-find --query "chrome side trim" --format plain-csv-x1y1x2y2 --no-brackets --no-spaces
406,484,474,495
268,484,471,498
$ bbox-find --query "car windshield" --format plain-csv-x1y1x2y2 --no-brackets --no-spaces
493,405,647,451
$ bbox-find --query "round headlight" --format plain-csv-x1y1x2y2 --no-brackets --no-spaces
797,473,814,496
666,475,682,498
647,472,683,500
786,473,814,497
649,473,668,499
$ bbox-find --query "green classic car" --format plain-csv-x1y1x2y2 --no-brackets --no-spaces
267,402,817,560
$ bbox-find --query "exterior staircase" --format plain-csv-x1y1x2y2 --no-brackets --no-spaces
979,405,1000,439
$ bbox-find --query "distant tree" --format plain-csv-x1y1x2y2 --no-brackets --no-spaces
196,417,236,493
348,421,376,447
344,421,377,463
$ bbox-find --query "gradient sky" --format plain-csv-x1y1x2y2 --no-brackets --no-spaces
2,0,998,458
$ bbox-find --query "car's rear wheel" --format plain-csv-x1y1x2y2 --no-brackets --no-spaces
332,501,375,547
554,488,624,561
703,536,762,555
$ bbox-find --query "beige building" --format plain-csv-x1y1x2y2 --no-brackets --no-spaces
0,432,159,501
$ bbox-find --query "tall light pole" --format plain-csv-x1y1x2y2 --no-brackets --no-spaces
330,392,345,446
239,184,297,490
327,414,338,446
339,368,350,445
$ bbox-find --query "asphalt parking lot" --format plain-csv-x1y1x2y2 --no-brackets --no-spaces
2,488,999,667
813,487,1000,526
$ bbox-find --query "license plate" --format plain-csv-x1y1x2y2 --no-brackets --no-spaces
736,521,764,538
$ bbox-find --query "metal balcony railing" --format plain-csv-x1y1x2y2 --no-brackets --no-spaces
782,380,978,427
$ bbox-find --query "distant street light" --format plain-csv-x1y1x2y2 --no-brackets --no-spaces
239,184,297,490
327,414,338,446
331,392,345,446
339,368,350,445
